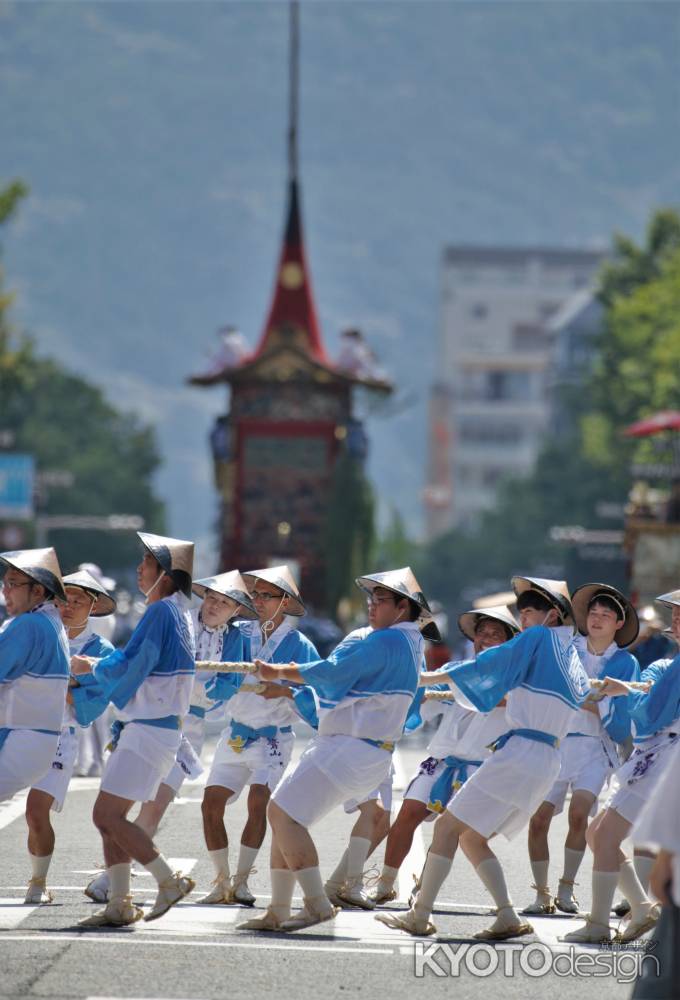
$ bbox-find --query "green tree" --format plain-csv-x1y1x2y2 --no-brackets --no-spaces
324,446,375,618
0,181,165,574
373,508,416,571
599,208,680,306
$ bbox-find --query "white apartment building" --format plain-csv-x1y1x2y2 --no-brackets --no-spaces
424,245,604,537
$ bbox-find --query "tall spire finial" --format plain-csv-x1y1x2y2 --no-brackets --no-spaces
288,1,299,182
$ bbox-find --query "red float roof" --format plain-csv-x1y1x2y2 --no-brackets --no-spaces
251,178,329,365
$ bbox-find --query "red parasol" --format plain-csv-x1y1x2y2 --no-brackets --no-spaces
623,411,680,438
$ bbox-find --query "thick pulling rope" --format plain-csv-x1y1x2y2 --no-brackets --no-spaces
587,677,650,702
421,678,650,704
195,660,260,673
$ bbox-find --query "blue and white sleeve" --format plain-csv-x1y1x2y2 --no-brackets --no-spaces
91,603,166,710
443,628,541,713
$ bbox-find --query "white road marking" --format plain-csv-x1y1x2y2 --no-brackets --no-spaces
0,899,38,929
72,858,196,880
0,792,28,831
0,933,393,955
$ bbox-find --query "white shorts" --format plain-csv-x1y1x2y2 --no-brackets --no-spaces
162,713,207,794
100,722,180,803
32,727,79,812
272,734,392,828
344,764,394,814
205,729,294,801
544,735,614,815
448,735,561,841
404,756,482,822
0,730,59,803
606,731,680,824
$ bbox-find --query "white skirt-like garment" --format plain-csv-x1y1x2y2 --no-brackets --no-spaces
32,726,79,812
447,735,561,841
272,734,392,829
0,729,59,803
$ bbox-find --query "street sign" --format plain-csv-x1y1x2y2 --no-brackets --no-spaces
0,454,35,520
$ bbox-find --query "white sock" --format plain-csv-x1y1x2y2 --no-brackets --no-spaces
144,854,174,886
618,859,651,921
414,853,452,918
634,854,655,894
559,848,584,889
346,837,372,881
590,870,619,927
326,849,348,888
476,858,518,922
296,867,332,911
108,862,131,901
29,853,52,881
378,864,399,887
530,859,550,894
235,844,258,879
209,847,230,880
270,868,296,920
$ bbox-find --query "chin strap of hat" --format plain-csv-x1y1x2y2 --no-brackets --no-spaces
541,605,565,626
260,596,287,642
392,605,406,625
143,571,166,604
67,593,97,632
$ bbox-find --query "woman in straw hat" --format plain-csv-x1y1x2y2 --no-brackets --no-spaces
381,576,591,942
370,605,518,923
0,548,69,803
563,589,680,945
200,565,319,909
524,584,640,919
69,531,196,927
24,570,116,905
239,566,431,933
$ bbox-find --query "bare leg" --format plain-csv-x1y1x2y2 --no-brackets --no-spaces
267,801,318,871
24,790,56,902
555,790,595,912
135,783,176,839
564,807,653,942
267,801,335,927
383,799,429,868
201,785,234,851
430,810,460,860
199,784,238,902
26,789,56,858
523,800,556,912
241,784,270,849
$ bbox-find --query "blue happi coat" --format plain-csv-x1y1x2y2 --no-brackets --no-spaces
206,624,319,729
0,602,70,731
595,648,640,743
71,594,194,724
298,622,424,741
627,653,680,741
443,625,591,740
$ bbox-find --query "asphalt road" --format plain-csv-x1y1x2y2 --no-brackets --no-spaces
0,733,648,1000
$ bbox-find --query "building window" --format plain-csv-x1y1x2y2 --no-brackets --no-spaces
486,370,531,401
512,323,546,352
457,420,523,445
482,467,507,488
538,302,559,320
